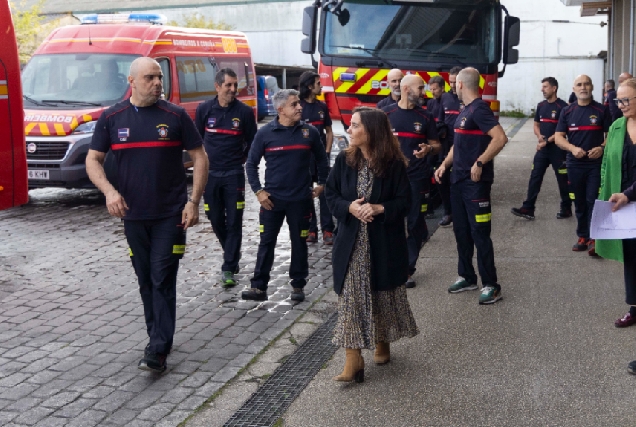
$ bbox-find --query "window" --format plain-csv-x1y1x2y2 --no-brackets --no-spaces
156,58,171,100
176,56,254,101
21,53,138,106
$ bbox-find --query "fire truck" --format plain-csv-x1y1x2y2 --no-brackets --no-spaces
21,14,256,189
0,0,28,210
300,0,520,126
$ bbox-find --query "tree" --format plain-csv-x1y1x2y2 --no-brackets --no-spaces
10,0,62,64
167,12,234,31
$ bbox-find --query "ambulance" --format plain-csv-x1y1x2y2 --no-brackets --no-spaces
21,13,257,189
0,0,28,210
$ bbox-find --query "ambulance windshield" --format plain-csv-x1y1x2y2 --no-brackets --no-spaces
322,0,498,65
21,53,139,107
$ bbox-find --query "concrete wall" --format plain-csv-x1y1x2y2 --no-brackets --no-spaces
609,0,635,79
499,0,607,114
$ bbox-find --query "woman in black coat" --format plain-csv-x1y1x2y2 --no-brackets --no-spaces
326,107,419,384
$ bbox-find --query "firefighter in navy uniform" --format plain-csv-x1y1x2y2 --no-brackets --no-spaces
243,89,329,302
511,77,571,220
86,57,209,373
434,67,508,305
382,74,441,288
376,68,404,110
604,79,622,122
437,66,464,227
298,71,335,245
555,75,611,256
195,68,257,287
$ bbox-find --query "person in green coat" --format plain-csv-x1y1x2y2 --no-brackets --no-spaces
597,78,636,364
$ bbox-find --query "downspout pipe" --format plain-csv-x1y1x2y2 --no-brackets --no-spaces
631,0,635,75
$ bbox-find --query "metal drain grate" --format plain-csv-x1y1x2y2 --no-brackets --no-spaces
223,313,338,427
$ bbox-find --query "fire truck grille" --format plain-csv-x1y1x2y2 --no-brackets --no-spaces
26,142,69,160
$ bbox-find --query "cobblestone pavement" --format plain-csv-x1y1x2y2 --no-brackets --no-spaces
0,176,335,426
0,117,523,427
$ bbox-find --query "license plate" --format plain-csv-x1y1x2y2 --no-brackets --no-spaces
28,170,49,180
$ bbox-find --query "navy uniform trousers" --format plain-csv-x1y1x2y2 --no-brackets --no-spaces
124,214,185,355
521,144,571,212
407,178,430,276
203,173,245,273
567,165,601,239
309,162,335,234
451,179,499,289
251,198,312,291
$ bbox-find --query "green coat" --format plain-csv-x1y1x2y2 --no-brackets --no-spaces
597,117,626,263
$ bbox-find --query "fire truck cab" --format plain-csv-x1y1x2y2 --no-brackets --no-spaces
301,0,520,126
0,0,28,210
21,14,257,189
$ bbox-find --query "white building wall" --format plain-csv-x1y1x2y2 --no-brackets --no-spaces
138,0,608,114
145,2,312,68
499,0,608,113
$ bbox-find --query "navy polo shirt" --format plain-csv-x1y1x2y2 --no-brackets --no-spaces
300,99,332,146
91,99,203,221
246,118,330,201
534,98,568,139
382,104,438,180
556,100,611,167
441,92,464,141
427,97,444,123
451,98,498,184
377,95,398,110
195,98,257,174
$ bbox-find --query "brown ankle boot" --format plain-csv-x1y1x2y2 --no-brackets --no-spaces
333,348,364,383
374,342,390,365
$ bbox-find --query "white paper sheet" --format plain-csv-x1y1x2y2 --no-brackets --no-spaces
590,200,636,239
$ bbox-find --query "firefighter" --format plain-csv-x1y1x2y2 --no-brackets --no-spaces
298,71,335,245
377,69,403,109
555,75,611,256
243,89,329,302
605,79,622,122
86,57,209,373
382,74,441,288
437,66,464,227
511,77,571,220
195,68,257,287
434,67,508,305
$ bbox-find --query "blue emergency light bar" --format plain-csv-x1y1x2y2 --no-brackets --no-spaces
81,13,168,25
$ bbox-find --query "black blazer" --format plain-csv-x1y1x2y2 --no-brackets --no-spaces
325,151,411,295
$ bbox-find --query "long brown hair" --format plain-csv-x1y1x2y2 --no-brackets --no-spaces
345,106,408,177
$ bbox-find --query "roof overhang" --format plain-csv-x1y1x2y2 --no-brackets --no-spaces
560,0,611,16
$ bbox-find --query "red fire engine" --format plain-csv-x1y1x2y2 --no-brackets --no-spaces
0,0,28,210
301,0,520,126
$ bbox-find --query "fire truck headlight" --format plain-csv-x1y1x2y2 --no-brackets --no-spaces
73,121,97,135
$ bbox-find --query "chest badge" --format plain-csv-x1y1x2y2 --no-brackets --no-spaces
589,115,598,125
460,117,467,128
414,122,422,133
551,111,557,119
157,124,170,140
302,128,310,138
118,128,129,141
319,110,325,119
207,117,216,128
232,118,241,129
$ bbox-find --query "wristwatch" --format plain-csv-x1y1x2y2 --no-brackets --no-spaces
187,197,199,206
476,160,483,168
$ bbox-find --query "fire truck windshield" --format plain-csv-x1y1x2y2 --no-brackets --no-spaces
21,53,139,107
323,0,498,65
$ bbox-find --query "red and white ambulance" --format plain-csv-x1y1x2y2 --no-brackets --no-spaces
21,13,257,189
